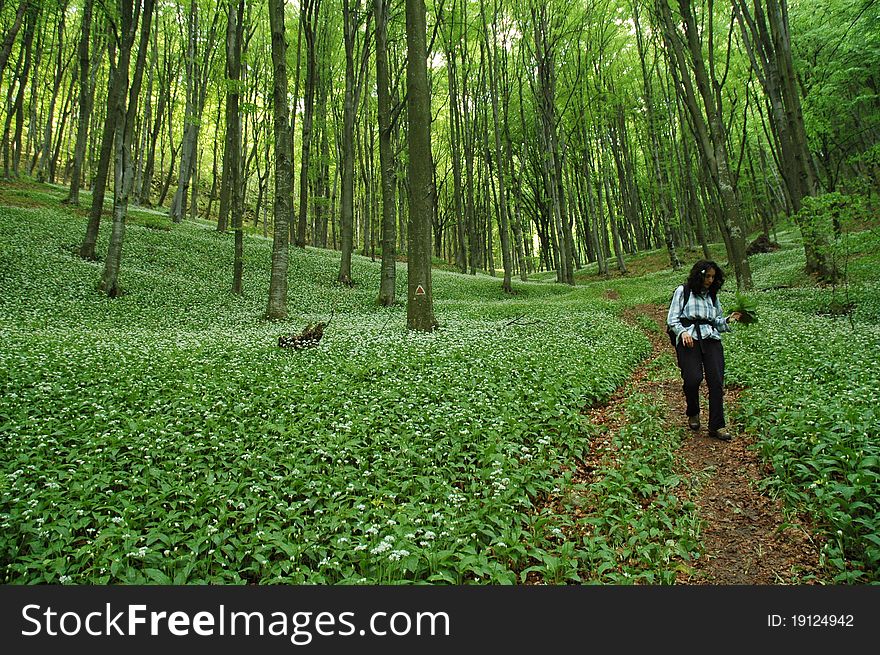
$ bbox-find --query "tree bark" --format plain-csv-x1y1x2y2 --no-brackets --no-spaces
138,25,172,207
0,1,30,87
99,0,154,297
265,0,293,319
79,17,129,259
632,2,680,270
296,0,321,247
2,1,39,179
36,7,68,183
443,12,468,274
169,1,219,223
63,0,93,204
734,0,833,280
338,0,372,286
405,0,437,331
655,0,753,290
480,0,513,292
375,0,396,305
226,0,244,294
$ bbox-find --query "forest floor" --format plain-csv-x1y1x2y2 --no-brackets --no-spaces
581,302,826,584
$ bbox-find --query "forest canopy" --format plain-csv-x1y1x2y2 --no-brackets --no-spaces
0,0,878,301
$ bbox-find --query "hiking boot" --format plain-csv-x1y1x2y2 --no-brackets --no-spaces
708,428,732,441
687,415,700,431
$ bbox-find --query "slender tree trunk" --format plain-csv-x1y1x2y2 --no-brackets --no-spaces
63,0,93,204
288,17,303,244
37,9,67,183
338,0,359,285
655,0,753,289
735,0,832,279
296,0,321,247
169,1,198,223
50,72,76,182
227,0,244,293
375,0,396,305
0,1,30,87
265,0,292,319
632,2,680,270
2,1,39,179
133,28,156,203
444,23,467,273
79,29,126,259
205,98,221,220
531,5,573,284
169,1,219,223
100,0,154,296
481,0,512,292
139,26,169,207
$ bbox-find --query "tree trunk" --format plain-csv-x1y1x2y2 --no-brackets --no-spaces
63,0,93,204
375,0,396,305
632,2,680,271
169,1,219,223
405,0,437,331
734,0,832,280
338,0,363,286
655,0,753,290
531,5,573,285
2,1,39,179
296,0,321,247
100,0,154,296
0,1,30,86
205,98,221,220
480,0,512,292
444,27,467,273
288,17,303,244
265,0,292,319
79,26,127,259
139,26,171,207
36,8,67,183
169,1,199,223
227,0,244,294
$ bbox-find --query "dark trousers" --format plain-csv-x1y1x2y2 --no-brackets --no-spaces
675,338,725,431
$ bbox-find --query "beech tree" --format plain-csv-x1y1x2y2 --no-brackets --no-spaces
734,0,833,280
1,0,875,295
654,0,753,290
265,0,292,320
405,0,436,331
338,0,372,286
168,0,220,224
375,0,397,306
99,0,155,297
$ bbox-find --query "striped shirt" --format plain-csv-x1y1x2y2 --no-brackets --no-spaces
667,285,731,344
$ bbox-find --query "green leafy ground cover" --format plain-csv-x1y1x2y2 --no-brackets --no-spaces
2,187,878,584
587,221,880,582
1,203,662,584
723,226,880,582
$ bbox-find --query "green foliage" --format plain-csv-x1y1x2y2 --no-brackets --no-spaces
797,192,870,232
128,210,173,231
792,0,880,191
568,395,700,584
0,204,651,584
731,293,758,324
729,309,880,582
3,192,879,584
725,224,880,581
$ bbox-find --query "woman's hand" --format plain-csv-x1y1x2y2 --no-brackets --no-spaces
681,332,694,348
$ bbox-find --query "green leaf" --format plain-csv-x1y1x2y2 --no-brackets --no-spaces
144,568,172,584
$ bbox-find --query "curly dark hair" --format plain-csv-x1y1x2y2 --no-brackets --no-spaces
686,260,725,298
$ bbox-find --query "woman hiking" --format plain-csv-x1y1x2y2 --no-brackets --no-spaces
667,260,742,441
